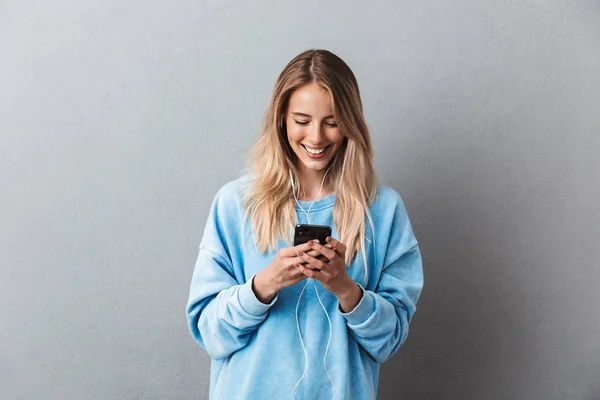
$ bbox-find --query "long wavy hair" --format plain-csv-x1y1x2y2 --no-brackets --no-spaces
241,49,378,279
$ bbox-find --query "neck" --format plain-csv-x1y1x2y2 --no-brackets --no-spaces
296,165,333,201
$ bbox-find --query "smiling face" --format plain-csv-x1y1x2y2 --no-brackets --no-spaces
284,83,345,178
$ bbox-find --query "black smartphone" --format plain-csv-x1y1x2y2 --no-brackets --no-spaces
293,224,332,246
293,224,332,270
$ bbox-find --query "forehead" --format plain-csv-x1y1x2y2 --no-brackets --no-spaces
287,83,334,115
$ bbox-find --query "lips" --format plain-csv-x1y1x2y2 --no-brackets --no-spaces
301,144,331,159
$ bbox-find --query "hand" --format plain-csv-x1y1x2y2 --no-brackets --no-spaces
295,237,363,311
294,237,357,298
252,242,324,304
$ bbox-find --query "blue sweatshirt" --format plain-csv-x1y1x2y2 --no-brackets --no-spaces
186,177,424,399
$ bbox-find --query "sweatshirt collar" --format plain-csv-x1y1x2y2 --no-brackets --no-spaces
294,192,336,212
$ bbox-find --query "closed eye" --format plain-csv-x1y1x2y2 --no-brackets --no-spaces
294,120,338,127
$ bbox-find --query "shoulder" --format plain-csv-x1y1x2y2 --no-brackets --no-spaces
370,183,419,252
213,176,251,204
205,177,252,226
370,183,407,214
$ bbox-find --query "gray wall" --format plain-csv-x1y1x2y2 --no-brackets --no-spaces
1,1,599,399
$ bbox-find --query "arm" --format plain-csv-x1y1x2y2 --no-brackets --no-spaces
186,187,278,360
339,197,424,364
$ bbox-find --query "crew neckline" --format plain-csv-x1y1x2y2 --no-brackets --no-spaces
294,192,336,212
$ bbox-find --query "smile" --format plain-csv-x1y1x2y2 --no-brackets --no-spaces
301,144,331,159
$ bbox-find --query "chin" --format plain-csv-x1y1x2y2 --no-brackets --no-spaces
299,158,332,171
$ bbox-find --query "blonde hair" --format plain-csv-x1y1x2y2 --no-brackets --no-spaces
242,49,378,278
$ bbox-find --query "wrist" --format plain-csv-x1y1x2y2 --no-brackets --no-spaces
333,276,357,297
335,278,362,312
252,272,278,304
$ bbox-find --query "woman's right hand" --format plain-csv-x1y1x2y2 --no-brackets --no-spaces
252,241,321,304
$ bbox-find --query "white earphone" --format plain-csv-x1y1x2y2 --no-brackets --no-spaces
290,167,336,400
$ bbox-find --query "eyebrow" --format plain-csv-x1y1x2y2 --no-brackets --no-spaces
292,112,335,119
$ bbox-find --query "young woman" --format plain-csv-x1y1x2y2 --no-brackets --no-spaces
186,49,424,400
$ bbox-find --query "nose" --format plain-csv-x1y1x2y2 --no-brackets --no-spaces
307,122,325,144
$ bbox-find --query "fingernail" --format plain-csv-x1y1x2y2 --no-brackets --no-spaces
297,251,304,256
308,241,314,247
312,239,320,243
326,236,332,242
325,244,333,248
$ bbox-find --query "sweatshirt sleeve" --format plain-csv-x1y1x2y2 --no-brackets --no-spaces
338,193,424,364
186,186,278,360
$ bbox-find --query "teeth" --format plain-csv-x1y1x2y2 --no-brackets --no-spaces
304,145,327,155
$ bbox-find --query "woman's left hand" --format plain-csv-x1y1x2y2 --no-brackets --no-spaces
295,237,362,310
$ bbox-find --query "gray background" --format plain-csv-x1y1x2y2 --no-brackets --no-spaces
1,0,599,399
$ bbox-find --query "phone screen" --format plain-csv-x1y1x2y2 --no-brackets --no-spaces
293,224,332,246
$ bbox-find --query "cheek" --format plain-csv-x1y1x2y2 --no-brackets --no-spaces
328,130,345,146
287,126,304,144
